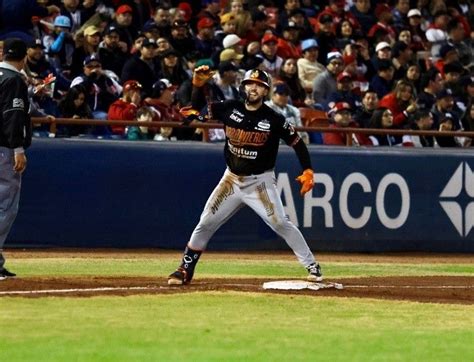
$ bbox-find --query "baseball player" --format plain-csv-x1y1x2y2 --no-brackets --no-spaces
168,66,322,285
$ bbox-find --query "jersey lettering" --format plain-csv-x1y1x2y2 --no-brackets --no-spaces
226,126,269,147
228,143,258,159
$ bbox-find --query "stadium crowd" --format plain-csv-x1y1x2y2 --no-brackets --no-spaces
0,0,473,146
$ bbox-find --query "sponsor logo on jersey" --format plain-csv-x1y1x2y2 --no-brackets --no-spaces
228,143,258,159
256,119,270,131
226,126,269,147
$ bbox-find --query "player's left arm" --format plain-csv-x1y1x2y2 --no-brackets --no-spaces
279,116,314,196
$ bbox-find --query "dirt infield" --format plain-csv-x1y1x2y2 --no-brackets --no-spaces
0,276,472,304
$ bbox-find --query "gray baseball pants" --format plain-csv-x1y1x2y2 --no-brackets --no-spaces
188,168,316,268
0,147,21,269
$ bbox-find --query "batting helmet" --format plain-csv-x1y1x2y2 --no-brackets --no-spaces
241,69,271,89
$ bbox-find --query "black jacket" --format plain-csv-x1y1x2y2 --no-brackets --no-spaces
0,63,32,149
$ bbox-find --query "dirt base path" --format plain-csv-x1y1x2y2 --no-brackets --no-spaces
0,276,472,304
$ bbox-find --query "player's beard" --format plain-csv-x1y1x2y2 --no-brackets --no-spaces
245,91,264,106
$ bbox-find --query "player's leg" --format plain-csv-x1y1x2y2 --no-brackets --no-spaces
243,171,322,281
0,148,21,279
168,170,243,285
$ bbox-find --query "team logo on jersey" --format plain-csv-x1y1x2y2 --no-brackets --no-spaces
12,98,25,109
256,120,271,131
283,120,296,135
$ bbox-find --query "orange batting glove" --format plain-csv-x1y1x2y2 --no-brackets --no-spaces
296,169,314,196
192,65,216,87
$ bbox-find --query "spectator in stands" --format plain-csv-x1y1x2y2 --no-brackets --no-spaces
213,61,240,101
212,33,243,67
425,10,450,59
286,9,314,41
350,0,376,35
312,51,344,109
241,41,263,71
176,59,215,108
258,33,283,77
276,0,302,34
368,3,397,45
435,112,462,147
98,25,129,79
228,0,252,38
276,22,302,60
368,107,405,146
110,5,137,50
121,38,159,97
461,102,474,147
354,89,379,128
379,79,418,128
434,44,460,77
266,82,309,144
402,63,421,92
457,76,474,113
144,78,185,141
446,18,472,67
335,19,357,50
70,54,119,121
276,58,307,107
372,41,392,69
243,10,269,44
169,20,195,58
195,17,216,59
370,59,395,99
431,88,463,132
326,71,362,111
71,25,102,78
391,41,414,81
392,0,411,31
25,39,59,86
108,80,142,137
314,14,336,65
297,39,325,96
409,110,435,147
220,48,244,68
406,9,427,52
214,13,238,51
44,16,75,78
197,0,221,27
443,62,466,100
126,106,155,141
318,0,360,32
57,85,93,137
323,101,372,146
144,6,172,39
157,48,190,87
60,0,96,34
417,68,444,111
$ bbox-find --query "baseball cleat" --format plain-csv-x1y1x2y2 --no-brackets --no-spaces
0,268,16,281
167,268,188,285
306,263,323,282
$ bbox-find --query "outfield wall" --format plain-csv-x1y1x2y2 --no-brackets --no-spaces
8,139,474,252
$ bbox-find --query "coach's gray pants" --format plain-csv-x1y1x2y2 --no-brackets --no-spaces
0,147,21,269
188,169,316,268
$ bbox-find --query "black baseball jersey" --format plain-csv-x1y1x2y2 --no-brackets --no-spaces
0,63,32,149
211,100,301,176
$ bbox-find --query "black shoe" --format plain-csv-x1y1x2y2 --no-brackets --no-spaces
168,267,189,285
0,268,16,280
307,263,323,282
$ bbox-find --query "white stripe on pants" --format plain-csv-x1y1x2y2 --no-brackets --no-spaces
0,147,21,269
189,169,316,268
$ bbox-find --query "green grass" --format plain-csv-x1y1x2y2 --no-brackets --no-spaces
9,257,474,278
0,254,473,361
0,294,472,361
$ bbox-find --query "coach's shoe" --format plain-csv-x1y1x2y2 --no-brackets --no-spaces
0,268,16,281
167,267,189,285
306,263,323,282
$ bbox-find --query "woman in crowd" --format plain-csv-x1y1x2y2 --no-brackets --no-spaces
57,85,93,136
276,58,308,107
368,107,404,146
70,26,102,78
379,80,418,128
